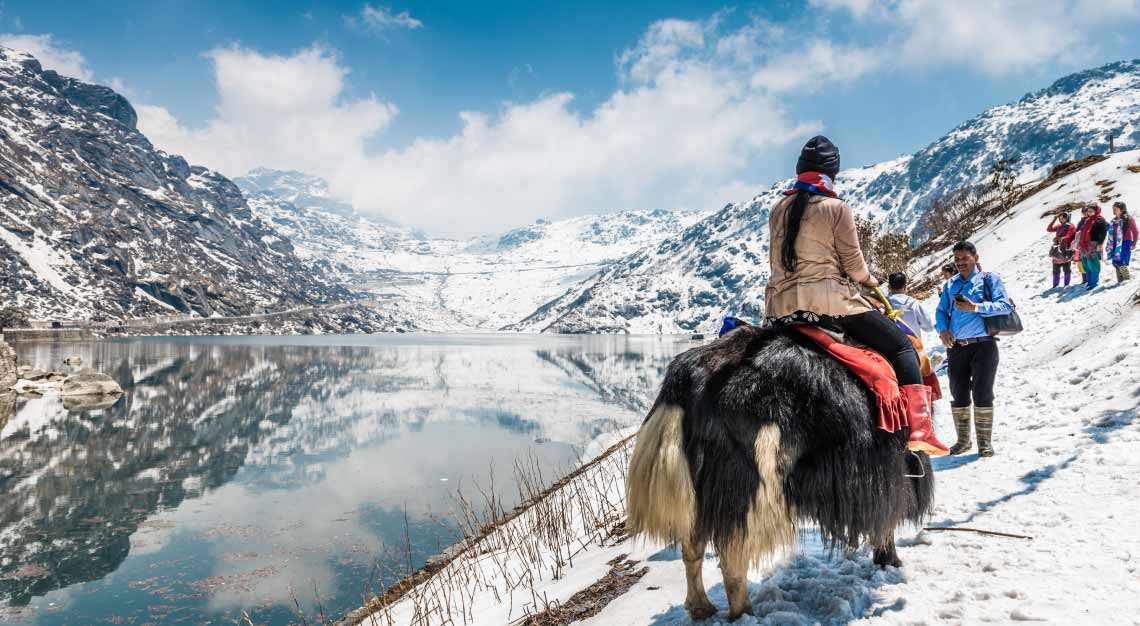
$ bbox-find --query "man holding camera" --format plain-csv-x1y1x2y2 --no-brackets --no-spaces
935,241,1013,458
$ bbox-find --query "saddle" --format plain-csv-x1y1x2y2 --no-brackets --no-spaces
721,289,941,434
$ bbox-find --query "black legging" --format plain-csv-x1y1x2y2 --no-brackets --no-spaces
833,310,923,386
1052,262,1071,279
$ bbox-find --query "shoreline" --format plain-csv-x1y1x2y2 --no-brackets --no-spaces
332,431,637,626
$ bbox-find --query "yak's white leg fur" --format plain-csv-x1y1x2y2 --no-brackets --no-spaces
718,543,753,621
682,536,716,620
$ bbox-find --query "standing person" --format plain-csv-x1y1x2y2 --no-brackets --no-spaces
938,264,956,295
765,135,948,455
1047,212,1077,288
1107,201,1137,283
1075,203,1108,289
887,272,934,335
935,241,1013,458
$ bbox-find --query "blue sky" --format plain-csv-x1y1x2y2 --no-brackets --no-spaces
1,1,1139,236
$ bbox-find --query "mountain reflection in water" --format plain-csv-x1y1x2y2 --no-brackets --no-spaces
0,334,686,625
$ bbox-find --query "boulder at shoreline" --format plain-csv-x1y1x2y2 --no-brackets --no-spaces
61,369,124,397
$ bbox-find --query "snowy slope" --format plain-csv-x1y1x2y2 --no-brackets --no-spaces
236,169,707,331
515,59,1140,334
361,149,1140,626
0,47,348,321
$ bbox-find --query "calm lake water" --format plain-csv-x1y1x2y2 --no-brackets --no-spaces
0,334,688,626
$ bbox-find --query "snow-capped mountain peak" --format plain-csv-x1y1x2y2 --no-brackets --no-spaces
0,47,346,321
235,168,357,218
514,58,1140,334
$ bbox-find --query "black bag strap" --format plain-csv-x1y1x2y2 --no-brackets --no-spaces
983,272,1016,310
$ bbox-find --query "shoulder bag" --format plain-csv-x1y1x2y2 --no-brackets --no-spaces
982,273,1023,336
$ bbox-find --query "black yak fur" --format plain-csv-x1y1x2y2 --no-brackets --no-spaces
627,323,934,618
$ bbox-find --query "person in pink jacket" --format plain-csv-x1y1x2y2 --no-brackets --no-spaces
1107,201,1137,282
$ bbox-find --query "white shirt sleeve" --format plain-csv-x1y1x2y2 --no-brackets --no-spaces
914,299,935,332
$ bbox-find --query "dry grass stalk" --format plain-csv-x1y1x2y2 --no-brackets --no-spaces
334,434,637,626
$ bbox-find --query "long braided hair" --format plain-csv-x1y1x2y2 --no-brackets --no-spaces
780,190,812,273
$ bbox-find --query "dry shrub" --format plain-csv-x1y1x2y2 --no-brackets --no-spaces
1040,201,1088,219
917,184,999,249
855,217,914,277
0,307,30,330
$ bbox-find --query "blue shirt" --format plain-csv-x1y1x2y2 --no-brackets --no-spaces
935,270,1012,340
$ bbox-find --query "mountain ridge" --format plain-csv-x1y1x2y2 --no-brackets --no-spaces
0,46,351,322
513,58,1140,333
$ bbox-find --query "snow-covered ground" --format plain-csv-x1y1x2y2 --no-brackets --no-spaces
359,150,1140,626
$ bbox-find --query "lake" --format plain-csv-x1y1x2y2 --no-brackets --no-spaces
0,334,689,626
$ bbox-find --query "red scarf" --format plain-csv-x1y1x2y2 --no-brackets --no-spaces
784,171,838,198
793,325,907,433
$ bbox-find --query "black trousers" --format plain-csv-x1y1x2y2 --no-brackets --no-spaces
1052,262,1071,278
833,310,923,386
947,340,999,408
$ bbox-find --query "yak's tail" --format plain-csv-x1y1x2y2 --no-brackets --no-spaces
625,402,696,543
626,325,799,567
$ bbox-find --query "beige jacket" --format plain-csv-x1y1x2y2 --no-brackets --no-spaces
764,193,877,319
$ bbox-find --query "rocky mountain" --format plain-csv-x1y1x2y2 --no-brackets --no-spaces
0,47,348,321
237,168,707,330
235,169,424,285
840,59,1140,229
508,195,776,334
514,59,1140,334
0,337,14,390
234,167,358,217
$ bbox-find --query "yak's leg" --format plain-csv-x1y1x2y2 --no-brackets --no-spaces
719,544,753,621
682,536,716,620
872,529,903,568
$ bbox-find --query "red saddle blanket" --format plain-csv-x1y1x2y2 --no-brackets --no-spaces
793,325,908,433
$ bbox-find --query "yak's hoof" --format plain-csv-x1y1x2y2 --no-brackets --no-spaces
727,606,755,622
685,600,717,620
873,551,903,569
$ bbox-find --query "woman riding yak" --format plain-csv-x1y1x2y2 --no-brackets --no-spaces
764,135,949,456
627,135,940,621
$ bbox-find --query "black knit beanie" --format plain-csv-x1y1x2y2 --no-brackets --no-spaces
796,135,841,179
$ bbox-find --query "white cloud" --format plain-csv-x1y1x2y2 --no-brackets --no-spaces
714,20,881,93
140,20,819,237
0,33,92,80
131,3,1140,237
138,45,396,177
807,0,884,19
810,0,1140,76
507,63,535,88
346,4,422,33
893,0,1084,74
750,39,881,92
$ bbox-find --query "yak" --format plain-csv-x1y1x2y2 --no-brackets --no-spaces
627,323,935,620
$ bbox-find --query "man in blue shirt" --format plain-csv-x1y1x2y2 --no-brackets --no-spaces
935,241,1012,458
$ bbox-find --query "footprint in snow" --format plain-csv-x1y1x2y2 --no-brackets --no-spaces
1068,369,1091,384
